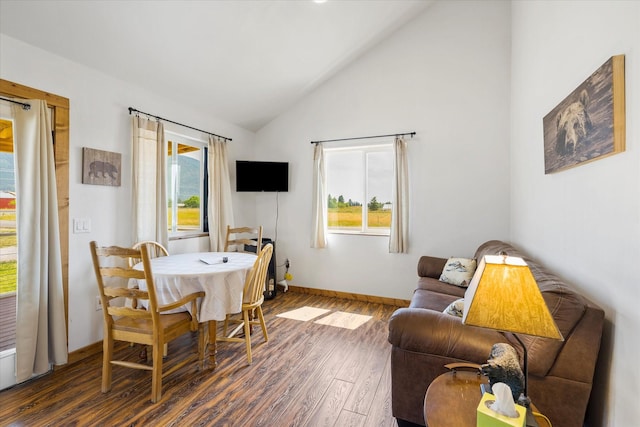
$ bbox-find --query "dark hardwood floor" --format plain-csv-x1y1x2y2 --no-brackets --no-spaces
0,291,403,426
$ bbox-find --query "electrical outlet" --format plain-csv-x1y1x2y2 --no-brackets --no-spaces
95,295,102,311
285,258,290,269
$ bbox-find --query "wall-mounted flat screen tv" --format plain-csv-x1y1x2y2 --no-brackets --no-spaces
236,160,289,192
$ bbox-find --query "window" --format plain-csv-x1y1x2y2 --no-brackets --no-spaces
325,143,393,235
166,132,207,236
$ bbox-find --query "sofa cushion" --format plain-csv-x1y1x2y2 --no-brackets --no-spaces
439,257,477,287
417,276,466,298
417,256,448,278
443,298,465,317
409,288,460,312
474,240,587,377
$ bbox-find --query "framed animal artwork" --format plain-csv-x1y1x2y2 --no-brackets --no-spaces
82,147,121,186
543,55,625,174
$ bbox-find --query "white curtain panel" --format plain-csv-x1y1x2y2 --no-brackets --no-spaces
389,136,409,253
310,143,328,248
13,100,67,382
207,136,234,251
131,116,168,247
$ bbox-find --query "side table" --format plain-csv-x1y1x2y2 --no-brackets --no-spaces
423,366,551,427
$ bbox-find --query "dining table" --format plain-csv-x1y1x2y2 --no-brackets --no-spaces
134,251,257,366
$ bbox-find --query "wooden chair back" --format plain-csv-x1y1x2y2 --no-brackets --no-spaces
243,243,274,306
224,225,263,253
128,240,169,267
92,242,160,322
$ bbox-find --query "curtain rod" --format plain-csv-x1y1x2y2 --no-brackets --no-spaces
310,131,415,144
0,96,31,110
128,107,232,141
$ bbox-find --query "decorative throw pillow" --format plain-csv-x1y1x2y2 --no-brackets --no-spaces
439,257,477,287
443,298,465,317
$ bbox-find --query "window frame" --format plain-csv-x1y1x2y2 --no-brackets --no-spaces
325,142,393,236
165,130,208,239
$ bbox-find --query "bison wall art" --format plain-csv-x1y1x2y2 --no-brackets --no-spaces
543,55,625,174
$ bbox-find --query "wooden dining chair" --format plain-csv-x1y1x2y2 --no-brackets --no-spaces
217,243,273,364
223,225,263,253
128,240,169,267
89,241,205,403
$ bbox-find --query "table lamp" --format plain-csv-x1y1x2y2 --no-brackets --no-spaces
462,254,563,425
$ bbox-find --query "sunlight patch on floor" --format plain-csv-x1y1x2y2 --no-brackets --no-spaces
313,311,372,330
277,306,372,330
276,306,330,321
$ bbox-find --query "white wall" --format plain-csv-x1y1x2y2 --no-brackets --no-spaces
254,0,511,300
2,1,635,423
510,2,640,426
0,34,255,352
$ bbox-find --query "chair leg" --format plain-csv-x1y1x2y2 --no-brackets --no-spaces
151,342,164,403
209,320,218,368
141,343,167,360
139,345,148,361
243,310,253,365
256,306,269,342
102,334,114,393
223,314,230,336
197,322,206,370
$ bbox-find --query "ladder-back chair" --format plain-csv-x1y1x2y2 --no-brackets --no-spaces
223,225,263,253
89,241,205,403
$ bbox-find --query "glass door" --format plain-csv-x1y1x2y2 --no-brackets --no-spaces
0,101,17,390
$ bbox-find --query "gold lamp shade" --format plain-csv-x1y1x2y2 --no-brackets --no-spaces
462,255,563,341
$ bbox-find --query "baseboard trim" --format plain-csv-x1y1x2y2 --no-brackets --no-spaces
65,340,129,367
65,341,102,366
285,285,410,307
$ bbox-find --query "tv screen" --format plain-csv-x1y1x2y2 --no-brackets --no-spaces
236,160,289,192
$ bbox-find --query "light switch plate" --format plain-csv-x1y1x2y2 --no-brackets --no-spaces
73,218,91,233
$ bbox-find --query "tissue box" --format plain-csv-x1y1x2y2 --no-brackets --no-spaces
477,392,526,427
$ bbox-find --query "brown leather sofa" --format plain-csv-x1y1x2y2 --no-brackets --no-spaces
388,240,604,427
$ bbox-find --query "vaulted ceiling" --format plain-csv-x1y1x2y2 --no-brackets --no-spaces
0,0,433,131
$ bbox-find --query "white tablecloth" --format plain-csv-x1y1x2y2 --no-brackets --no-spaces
135,252,257,322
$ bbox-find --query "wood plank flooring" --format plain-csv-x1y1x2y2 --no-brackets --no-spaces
0,290,403,426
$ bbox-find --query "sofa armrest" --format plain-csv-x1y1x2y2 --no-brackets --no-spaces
417,256,448,278
388,307,508,363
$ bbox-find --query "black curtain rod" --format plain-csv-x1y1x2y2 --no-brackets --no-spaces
310,131,415,144
128,107,232,141
0,96,31,110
